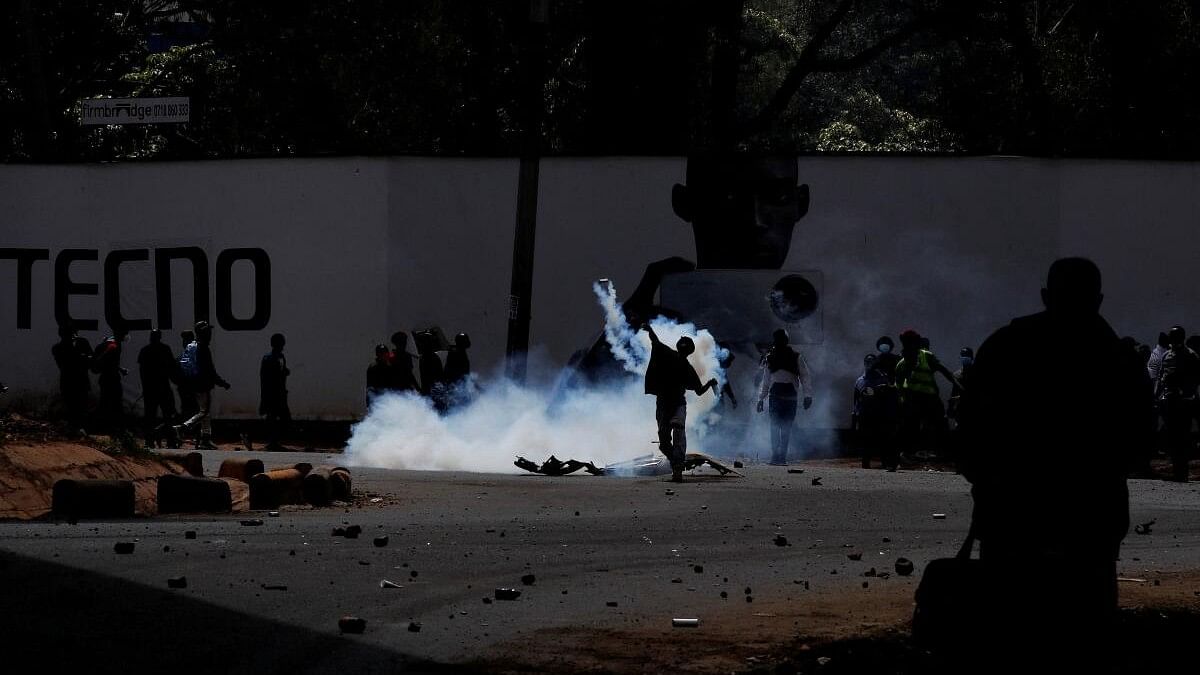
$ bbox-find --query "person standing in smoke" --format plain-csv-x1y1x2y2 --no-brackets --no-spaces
259,333,291,451
52,323,92,432
415,331,449,412
894,329,958,461
367,344,395,404
92,327,129,431
854,354,897,470
444,332,474,408
173,321,230,449
389,331,420,392
175,330,197,432
755,328,813,466
642,323,719,483
137,328,178,448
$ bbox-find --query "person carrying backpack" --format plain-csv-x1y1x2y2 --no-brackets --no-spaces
173,321,230,449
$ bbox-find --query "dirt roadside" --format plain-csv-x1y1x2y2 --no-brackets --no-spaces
475,571,1200,674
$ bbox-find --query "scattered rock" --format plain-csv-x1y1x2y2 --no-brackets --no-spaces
862,581,869,588
745,595,754,603
894,558,915,576
521,574,536,586
407,622,422,633
495,588,521,601
665,489,676,496
240,519,263,527
774,534,789,547
344,525,362,538
167,576,187,589
787,468,805,474
185,531,197,540
847,552,862,561
261,584,288,591
268,511,280,518
811,477,823,486
338,616,366,634
817,656,832,667
733,461,744,468
720,591,728,598
932,513,946,520
332,527,346,537
482,597,493,604
671,578,683,584
882,537,891,543
744,587,752,595
606,601,618,607
373,535,389,548
864,567,877,577
114,542,135,554
162,545,171,553
1134,520,1156,535
693,565,704,573
672,618,700,628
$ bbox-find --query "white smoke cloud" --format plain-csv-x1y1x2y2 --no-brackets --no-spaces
344,281,729,473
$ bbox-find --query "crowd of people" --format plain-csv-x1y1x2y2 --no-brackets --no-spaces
366,329,474,413
50,320,284,450
850,313,1197,483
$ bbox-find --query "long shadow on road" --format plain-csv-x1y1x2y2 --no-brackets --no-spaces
0,549,467,675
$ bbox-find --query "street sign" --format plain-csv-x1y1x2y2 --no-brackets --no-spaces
81,97,190,125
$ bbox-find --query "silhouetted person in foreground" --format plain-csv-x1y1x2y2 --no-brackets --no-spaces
755,328,812,465
92,327,129,430
173,321,230,449
389,331,419,392
444,332,472,386
52,324,92,431
642,323,718,483
1156,325,1198,481
959,258,1152,670
138,329,177,447
259,333,291,451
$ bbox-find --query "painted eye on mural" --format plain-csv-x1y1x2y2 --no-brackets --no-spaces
767,274,819,323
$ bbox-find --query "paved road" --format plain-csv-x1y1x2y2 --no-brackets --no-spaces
1,453,1198,673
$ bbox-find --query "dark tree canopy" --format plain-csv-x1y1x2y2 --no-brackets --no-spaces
4,0,1200,162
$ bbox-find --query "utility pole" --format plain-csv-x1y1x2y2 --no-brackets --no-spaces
505,0,547,383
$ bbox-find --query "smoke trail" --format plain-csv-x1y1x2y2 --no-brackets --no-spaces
344,281,730,473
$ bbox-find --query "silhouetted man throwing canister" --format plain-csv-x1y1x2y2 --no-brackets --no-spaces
642,323,718,483
958,258,1152,668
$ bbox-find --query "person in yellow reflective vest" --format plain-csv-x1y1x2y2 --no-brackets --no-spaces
893,329,960,469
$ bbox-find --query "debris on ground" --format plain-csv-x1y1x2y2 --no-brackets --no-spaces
373,535,389,547
811,477,823,486
847,552,862,561
672,618,700,627
788,468,805,474
261,584,287,591
1134,519,1156,535
521,574,536,585
495,588,521,600
408,622,422,633
239,519,263,527
600,453,742,477
380,580,402,589
733,460,745,468
895,558,915,576
932,513,946,519
167,576,187,589
514,455,604,476
114,542,135,554
338,616,366,634
774,534,789,547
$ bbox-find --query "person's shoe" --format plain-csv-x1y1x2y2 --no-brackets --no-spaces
196,434,218,450
671,469,684,483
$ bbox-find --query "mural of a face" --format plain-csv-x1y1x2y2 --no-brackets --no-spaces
672,155,810,269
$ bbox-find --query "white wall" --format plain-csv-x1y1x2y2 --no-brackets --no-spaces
3,156,1198,424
